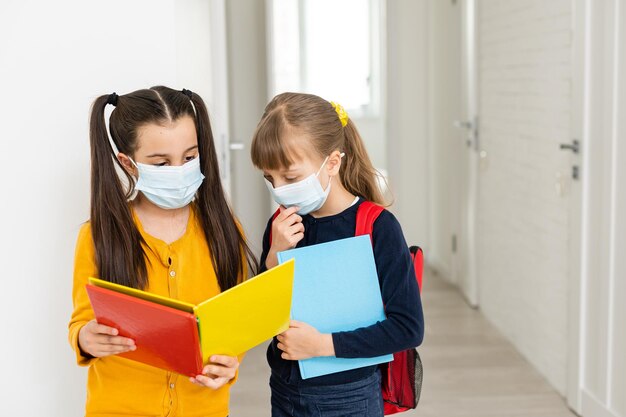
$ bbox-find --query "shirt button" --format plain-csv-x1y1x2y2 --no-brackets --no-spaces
169,270,176,277
170,383,175,389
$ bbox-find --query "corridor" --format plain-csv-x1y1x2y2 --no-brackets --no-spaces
4,1,624,415
231,271,577,417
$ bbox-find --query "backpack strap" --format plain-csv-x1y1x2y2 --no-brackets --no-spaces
410,246,424,293
355,201,385,242
268,208,281,244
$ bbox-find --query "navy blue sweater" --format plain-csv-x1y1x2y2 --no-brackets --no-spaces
260,198,424,386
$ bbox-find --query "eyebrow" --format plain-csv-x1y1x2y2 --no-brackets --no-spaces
281,165,299,172
146,145,198,158
264,168,299,176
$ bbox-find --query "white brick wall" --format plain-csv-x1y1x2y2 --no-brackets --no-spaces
477,0,572,395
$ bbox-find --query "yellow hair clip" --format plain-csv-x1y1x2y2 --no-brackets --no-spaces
330,101,349,127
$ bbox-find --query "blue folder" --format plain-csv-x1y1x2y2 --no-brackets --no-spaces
277,235,393,379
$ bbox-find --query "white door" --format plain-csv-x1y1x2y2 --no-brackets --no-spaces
427,0,478,307
451,0,479,307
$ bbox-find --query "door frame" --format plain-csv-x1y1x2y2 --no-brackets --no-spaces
569,1,625,415
566,0,586,412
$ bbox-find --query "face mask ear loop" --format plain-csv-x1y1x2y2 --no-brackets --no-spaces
316,152,345,179
316,156,330,177
104,104,121,157
126,158,141,194
106,109,138,172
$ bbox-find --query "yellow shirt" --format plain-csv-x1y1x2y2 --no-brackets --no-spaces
69,207,243,417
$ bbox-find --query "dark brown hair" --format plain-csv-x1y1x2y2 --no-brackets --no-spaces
89,86,258,290
251,92,386,205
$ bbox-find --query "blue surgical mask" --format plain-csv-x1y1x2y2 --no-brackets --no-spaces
265,154,344,215
130,157,205,209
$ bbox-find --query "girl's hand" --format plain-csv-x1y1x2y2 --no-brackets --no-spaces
276,320,335,360
190,355,239,390
78,319,136,358
265,206,304,269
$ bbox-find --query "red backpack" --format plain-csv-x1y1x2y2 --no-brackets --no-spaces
355,201,423,415
270,201,424,414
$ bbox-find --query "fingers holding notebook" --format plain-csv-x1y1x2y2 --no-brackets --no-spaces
189,355,239,390
78,319,136,358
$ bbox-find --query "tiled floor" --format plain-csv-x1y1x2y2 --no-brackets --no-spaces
230,271,577,417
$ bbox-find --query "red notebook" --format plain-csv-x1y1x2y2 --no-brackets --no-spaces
86,285,203,376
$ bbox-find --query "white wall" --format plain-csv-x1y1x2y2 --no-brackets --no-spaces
0,1,215,415
476,0,572,395
385,0,431,249
577,1,626,416
225,0,271,252
353,115,387,175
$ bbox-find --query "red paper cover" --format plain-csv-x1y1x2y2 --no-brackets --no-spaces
86,284,203,377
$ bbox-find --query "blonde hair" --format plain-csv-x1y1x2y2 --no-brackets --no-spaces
251,92,387,205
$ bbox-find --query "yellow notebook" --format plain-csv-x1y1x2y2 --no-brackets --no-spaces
88,260,294,364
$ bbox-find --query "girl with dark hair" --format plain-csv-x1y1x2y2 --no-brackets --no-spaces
69,86,257,416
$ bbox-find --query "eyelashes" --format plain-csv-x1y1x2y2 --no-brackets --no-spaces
153,154,197,167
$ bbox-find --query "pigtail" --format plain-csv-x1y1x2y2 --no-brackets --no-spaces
89,95,148,289
340,119,388,206
186,91,259,290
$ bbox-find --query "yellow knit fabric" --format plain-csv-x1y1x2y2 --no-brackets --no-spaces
68,206,243,417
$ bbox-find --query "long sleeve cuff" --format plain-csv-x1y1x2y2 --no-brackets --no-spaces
69,322,98,367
